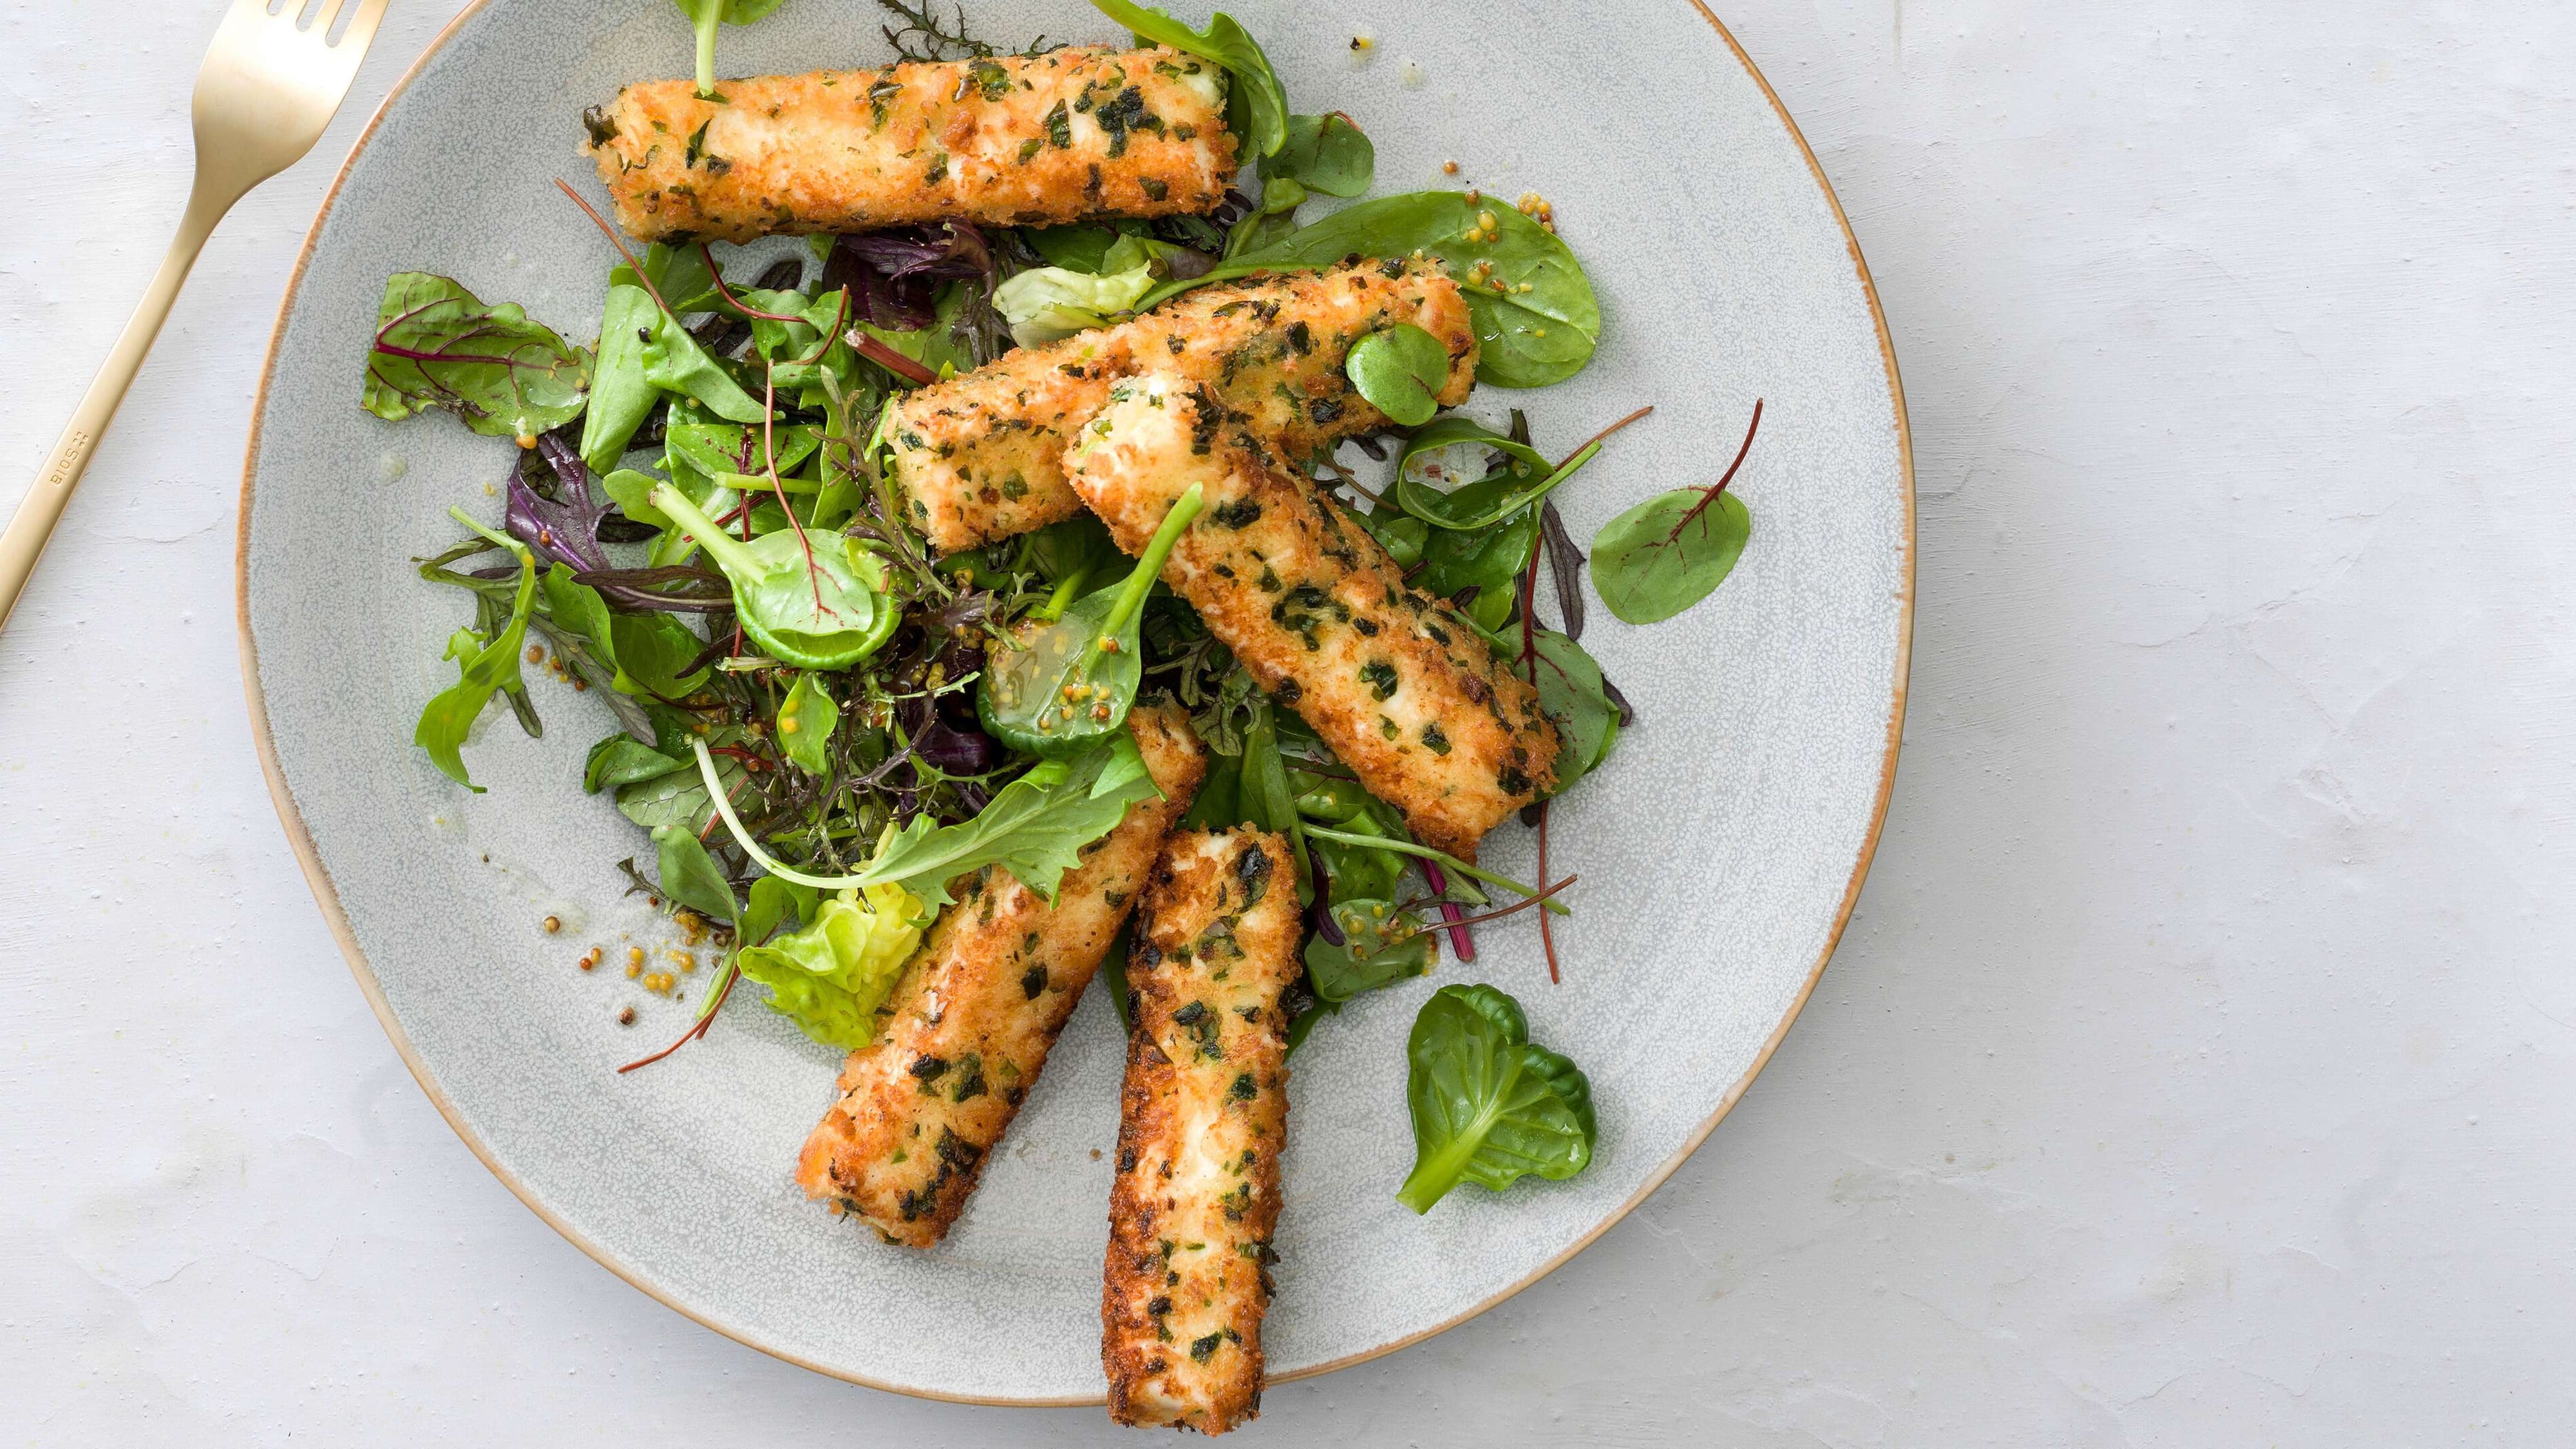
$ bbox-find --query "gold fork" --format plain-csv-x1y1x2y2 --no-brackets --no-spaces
0,0,393,629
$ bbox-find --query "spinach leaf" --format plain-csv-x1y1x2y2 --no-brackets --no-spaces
582,282,661,471
615,749,745,833
650,484,894,669
672,0,786,99
1396,416,1602,531
542,564,711,702
1528,628,1619,788
695,732,1163,907
1343,324,1449,428
585,734,687,793
978,484,1203,757
364,274,591,443
1089,0,1288,158
1396,983,1596,1213
650,822,741,924
1224,176,1306,260
1303,899,1434,1001
666,421,820,483
1264,111,1372,197
1417,503,1537,631
1024,224,1124,273
734,882,928,1048
642,307,767,422
413,513,539,791
777,672,839,773
1227,192,1600,388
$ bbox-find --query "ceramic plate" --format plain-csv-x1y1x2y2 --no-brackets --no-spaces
239,0,1909,1403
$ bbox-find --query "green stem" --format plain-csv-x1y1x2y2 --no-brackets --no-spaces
1034,569,1092,623
1299,825,1573,915
693,15,721,98
447,507,529,560
650,483,762,582
1101,484,1206,636
694,739,887,889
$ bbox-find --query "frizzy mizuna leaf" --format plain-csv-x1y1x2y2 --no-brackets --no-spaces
363,273,591,442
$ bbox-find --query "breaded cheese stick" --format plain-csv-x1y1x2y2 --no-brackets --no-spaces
1103,828,1300,1435
795,704,1206,1247
1065,375,1558,858
583,47,1235,243
888,260,1476,552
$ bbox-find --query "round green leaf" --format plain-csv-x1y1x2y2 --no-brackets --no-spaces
1345,325,1450,428
1589,488,1754,625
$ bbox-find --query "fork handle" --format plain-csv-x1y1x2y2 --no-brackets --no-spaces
0,182,233,630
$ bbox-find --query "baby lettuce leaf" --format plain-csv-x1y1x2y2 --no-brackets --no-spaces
364,274,591,442
1264,111,1372,197
413,515,539,791
581,243,712,470
1235,193,1600,388
1590,488,1752,625
1397,983,1596,1213
1090,0,1288,158
734,882,928,1048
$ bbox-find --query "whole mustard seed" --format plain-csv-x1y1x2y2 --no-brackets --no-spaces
542,914,562,934
1441,159,1459,175
618,1006,638,1026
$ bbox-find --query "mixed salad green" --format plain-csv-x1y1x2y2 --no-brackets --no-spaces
366,0,1765,1210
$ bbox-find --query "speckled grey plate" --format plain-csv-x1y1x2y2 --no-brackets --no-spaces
238,0,1909,1403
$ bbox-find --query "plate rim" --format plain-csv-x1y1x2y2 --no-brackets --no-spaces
233,0,1914,1406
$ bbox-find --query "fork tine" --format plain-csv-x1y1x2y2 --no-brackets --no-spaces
332,0,391,53
308,0,351,34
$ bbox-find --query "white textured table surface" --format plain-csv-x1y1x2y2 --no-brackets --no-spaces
7,3,2572,1443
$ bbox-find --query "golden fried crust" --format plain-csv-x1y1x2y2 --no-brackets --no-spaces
889,261,1477,552
1065,375,1557,859
794,705,1207,1247
1102,829,1300,1435
585,47,1236,243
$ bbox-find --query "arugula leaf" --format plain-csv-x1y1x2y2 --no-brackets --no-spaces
694,732,1162,907
364,274,591,443
1396,983,1596,1213
413,515,538,791
858,735,1159,906
734,882,929,1048
1088,0,1287,158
